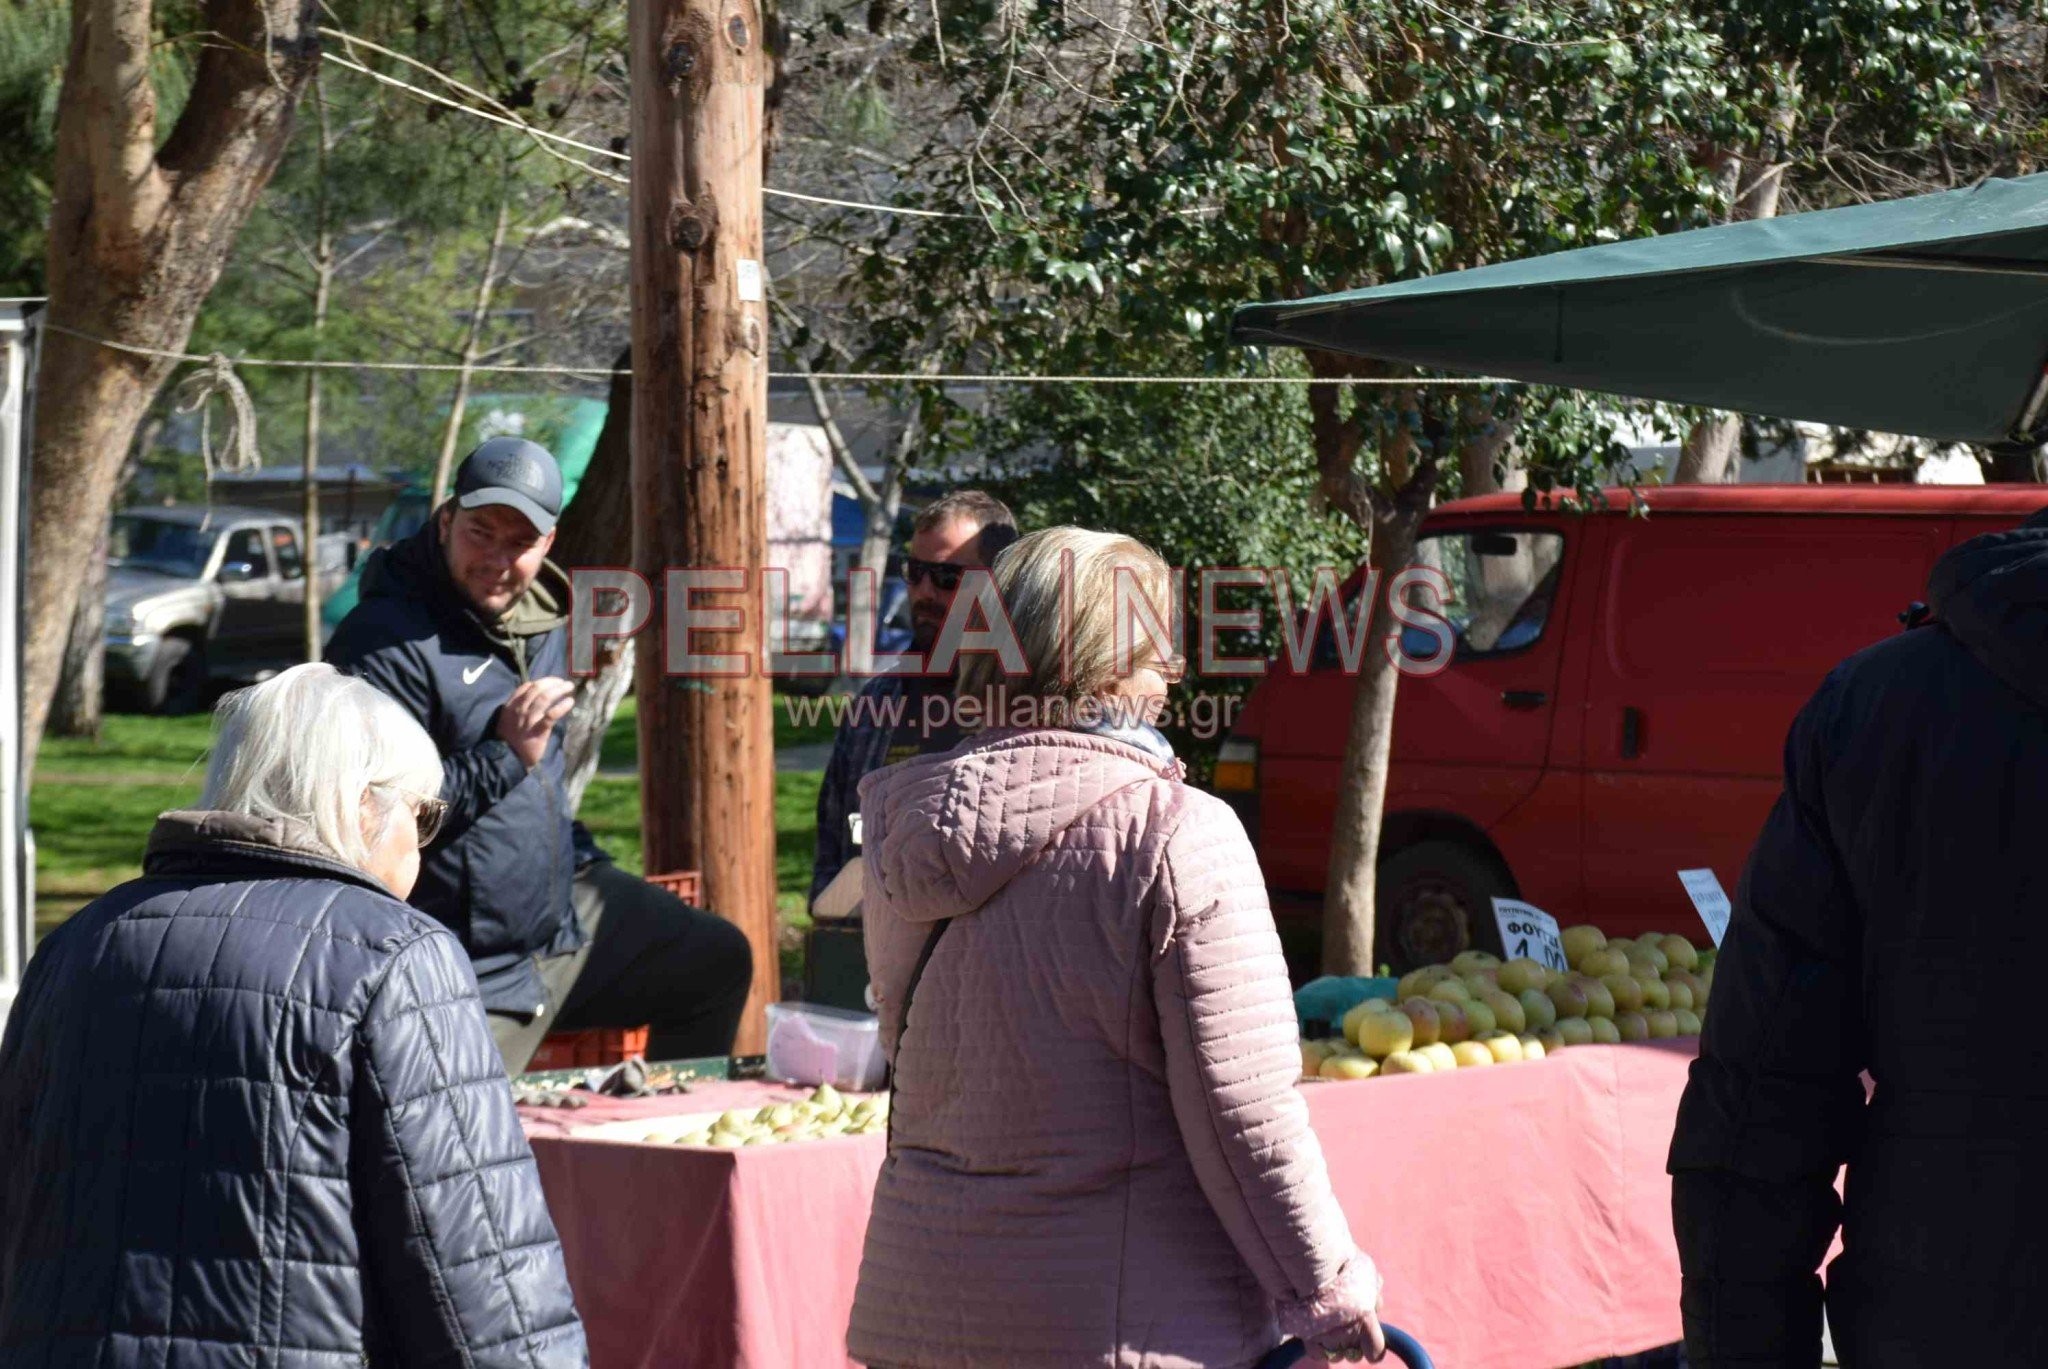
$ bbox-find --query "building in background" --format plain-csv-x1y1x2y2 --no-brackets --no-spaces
1616,416,1986,486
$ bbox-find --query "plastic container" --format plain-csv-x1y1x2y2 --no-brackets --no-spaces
1292,975,1401,1038
765,1002,886,1091
527,1025,650,1071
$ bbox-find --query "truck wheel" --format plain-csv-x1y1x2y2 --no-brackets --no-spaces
1374,839,1512,973
148,637,210,715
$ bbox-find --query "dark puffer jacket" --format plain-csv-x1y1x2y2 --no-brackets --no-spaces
1670,506,2048,1368
0,811,586,1368
326,520,587,1017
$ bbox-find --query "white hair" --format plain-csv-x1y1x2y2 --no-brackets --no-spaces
200,663,445,869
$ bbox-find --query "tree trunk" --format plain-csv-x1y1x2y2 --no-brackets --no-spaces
1302,352,1415,975
1676,86,1797,488
430,199,511,506
1320,507,1424,976
851,436,908,673
771,305,912,678
839,408,911,678
1457,394,1520,497
1674,413,1742,484
302,71,332,662
46,512,113,738
561,640,635,812
554,347,638,812
24,0,316,774
48,418,153,736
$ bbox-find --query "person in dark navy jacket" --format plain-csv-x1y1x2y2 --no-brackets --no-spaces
327,438,750,1072
0,664,586,1367
1671,507,2048,1368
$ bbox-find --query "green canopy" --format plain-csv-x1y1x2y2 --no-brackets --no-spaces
1231,173,2048,446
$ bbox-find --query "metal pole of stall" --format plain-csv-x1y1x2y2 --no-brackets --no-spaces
0,302,37,1031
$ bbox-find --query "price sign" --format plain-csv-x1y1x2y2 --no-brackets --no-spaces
1678,869,1732,946
1491,898,1569,973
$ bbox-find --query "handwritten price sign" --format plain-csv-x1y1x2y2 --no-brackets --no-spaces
1491,898,1570,974
1677,869,1731,947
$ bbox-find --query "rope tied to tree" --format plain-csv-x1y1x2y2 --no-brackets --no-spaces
171,353,264,481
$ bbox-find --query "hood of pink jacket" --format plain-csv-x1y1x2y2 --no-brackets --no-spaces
857,727,1183,925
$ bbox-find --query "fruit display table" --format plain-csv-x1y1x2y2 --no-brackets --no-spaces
519,1043,1695,1369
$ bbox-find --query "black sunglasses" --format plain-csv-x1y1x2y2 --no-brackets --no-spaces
905,557,967,591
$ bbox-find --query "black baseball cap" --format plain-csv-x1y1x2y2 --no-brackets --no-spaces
453,437,564,535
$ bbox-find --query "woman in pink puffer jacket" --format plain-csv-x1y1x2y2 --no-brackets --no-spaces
848,528,1385,1369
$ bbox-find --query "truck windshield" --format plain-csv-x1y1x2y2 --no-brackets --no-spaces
1410,530,1566,656
110,516,214,577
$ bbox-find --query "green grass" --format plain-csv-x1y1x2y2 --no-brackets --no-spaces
36,712,217,778
32,711,826,971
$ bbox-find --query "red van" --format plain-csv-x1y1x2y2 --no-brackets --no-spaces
1215,484,2045,969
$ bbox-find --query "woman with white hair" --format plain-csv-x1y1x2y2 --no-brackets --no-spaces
849,528,1386,1368
0,664,586,1368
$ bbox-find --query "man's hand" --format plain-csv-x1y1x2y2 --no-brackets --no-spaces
498,678,577,769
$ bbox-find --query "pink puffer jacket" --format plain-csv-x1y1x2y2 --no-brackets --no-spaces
848,728,1378,1369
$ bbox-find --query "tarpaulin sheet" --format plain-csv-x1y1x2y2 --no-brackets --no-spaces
1231,172,2048,446
522,1042,1695,1369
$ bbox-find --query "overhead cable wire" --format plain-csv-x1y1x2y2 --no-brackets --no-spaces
318,37,975,218
41,322,1511,386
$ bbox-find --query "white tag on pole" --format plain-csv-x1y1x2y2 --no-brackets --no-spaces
1677,869,1732,946
736,259,765,303
1491,898,1570,974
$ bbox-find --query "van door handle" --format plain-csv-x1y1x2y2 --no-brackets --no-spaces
1621,706,1645,759
1501,690,1548,711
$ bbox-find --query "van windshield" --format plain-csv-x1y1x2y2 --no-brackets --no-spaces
1410,530,1565,657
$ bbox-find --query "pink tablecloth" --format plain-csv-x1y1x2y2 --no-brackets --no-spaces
522,1042,1695,1369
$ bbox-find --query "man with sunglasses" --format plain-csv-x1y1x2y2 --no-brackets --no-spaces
330,438,752,1074
811,490,1019,909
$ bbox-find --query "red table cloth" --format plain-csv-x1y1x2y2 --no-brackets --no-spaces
521,1041,1696,1369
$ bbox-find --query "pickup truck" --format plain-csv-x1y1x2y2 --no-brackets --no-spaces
104,504,351,713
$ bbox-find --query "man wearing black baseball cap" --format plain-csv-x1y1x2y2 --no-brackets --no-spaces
328,437,752,1072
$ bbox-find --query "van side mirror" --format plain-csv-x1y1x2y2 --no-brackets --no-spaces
1471,531,1520,558
217,560,261,583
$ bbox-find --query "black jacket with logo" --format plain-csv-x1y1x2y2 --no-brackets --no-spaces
1670,506,2048,1367
327,520,589,1016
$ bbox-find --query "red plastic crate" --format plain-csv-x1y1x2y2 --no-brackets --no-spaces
647,870,703,904
527,1025,649,1072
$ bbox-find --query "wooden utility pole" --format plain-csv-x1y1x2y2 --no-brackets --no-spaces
303,71,332,662
628,0,777,1052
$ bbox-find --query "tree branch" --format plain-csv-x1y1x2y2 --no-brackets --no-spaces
69,0,168,246
769,294,879,505
158,0,315,203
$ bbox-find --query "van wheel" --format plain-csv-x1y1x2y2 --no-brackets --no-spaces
1375,839,1512,973
148,637,210,715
